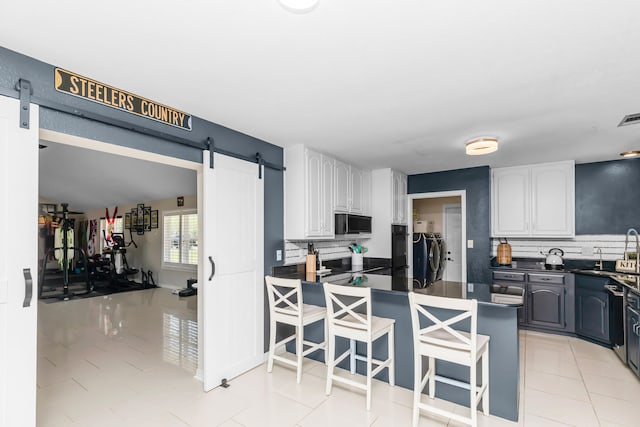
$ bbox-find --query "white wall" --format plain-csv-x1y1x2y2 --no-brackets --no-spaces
83,195,197,289
413,196,461,234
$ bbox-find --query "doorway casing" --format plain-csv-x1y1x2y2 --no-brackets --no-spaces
407,190,467,283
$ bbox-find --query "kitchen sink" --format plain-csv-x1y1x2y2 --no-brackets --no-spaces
572,269,620,277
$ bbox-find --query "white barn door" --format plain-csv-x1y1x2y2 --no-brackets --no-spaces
0,96,39,426
201,151,264,391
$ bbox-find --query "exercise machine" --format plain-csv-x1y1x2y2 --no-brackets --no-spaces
39,203,93,300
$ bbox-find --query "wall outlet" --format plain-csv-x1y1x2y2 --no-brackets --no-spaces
276,249,282,261
582,246,593,256
467,240,474,249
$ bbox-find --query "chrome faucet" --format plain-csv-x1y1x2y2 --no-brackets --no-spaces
626,228,640,274
595,247,603,270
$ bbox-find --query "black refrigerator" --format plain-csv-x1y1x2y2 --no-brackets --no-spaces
391,225,408,276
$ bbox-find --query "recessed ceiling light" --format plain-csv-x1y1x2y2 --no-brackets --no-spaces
277,0,319,13
620,150,640,158
466,137,498,156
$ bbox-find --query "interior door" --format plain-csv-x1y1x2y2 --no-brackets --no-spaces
201,151,264,391
0,96,39,426
443,205,462,282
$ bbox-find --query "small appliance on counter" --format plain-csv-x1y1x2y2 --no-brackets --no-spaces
541,248,564,270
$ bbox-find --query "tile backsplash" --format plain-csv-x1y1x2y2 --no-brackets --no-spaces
285,239,369,265
491,234,634,261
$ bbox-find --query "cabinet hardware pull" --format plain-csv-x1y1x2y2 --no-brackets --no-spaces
208,256,215,281
23,268,32,308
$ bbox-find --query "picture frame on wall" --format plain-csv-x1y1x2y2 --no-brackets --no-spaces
144,206,151,231
124,212,132,229
150,210,158,229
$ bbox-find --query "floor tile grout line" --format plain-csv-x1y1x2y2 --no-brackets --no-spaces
568,337,603,427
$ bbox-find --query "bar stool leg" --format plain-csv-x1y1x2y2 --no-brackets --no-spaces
482,348,490,416
296,323,304,384
470,359,477,427
428,357,436,399
388,326,395,386
267,319,277,373
325,332,335,395
412,352,422,427
366,340,373,411
324,317,329,366
350,339,356,374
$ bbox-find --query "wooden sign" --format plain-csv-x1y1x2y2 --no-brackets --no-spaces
54,68,192,131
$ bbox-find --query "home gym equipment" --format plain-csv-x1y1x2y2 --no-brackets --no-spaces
101,231,140,286
177,278,197,297
39,203,93,300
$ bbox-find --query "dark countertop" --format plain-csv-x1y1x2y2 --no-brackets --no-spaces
571,269,640,294
272,264,523,307
489,257,640,293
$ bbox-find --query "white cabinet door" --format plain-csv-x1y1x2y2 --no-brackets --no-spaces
362,169,372,216
305,149,323,237
492,167,530,237
531,162,574,236
391,171,407,224
399,174,407,225
0,96,39,427
202,152,264,391
350,165,364,214
492,161,575,237
334,159,350,213
321,155,335,236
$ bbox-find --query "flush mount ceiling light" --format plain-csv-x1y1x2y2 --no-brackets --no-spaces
466,137,499,156
620,150,640,158
277,0,319,13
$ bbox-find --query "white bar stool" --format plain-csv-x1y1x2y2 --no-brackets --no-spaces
323,282,395,410
265,276,327,383
408,292,489,427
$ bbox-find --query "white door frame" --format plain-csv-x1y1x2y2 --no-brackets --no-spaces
37,129,215,376
407,190,467,283
442,203,463,282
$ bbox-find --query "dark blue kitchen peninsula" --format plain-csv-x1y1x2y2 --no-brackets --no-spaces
271,268,521,422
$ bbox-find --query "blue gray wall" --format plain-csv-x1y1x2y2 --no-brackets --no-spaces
0,46,284,280
408,166,491,284
0,46,285,352
575,158,640,234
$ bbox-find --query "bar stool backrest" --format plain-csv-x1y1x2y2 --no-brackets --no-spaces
323,282,372,334
265,276,302,317
408,292,477,357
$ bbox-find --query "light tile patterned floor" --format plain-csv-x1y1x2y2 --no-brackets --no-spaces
36,288,640,426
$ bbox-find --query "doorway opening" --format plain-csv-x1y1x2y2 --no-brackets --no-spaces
36,129,205,422
408,191,467,285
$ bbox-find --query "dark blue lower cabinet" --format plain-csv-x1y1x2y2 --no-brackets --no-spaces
575,275,611,346
575,289,610,344
627,306,640,376
527,283,566,330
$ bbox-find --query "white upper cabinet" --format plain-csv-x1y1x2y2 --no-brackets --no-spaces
492,167,530,236
350,165,364,214
333,160,367,215
530,162,574,236
392,170,408,225
285,145,335,240
334,159,350,212
491,161,574,237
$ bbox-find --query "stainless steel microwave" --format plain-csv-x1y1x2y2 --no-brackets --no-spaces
335,214,372,235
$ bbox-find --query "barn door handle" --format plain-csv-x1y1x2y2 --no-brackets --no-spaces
208,256,215,281
23,268,32,308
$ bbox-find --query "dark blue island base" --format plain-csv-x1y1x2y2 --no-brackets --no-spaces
288,279,520,422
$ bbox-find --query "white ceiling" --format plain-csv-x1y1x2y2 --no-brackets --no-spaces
2,1,640,174
39,141,196,211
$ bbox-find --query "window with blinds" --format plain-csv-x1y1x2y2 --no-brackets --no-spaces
163,210,198,270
